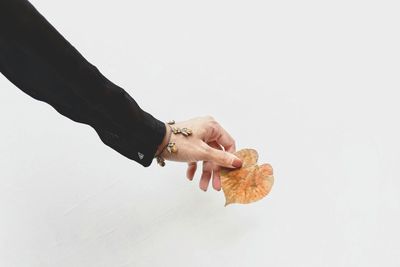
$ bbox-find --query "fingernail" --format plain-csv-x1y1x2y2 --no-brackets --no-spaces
232,158,242,168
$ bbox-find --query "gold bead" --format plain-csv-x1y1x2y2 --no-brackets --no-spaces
172,127,181,134
181,128,192,136
166,142,177,153
171,144,178,153
156,156,165,167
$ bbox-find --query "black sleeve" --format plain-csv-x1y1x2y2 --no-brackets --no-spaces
0,0,166,167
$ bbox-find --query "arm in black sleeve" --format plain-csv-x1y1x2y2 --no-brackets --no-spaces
0,0,166,167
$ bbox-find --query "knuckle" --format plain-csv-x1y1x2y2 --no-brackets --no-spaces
199,127,209,138
206,121,220,138
208,119,219,129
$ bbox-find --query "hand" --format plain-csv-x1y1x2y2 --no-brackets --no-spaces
156,116,243,192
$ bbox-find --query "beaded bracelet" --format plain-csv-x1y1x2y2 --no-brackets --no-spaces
155,120,193,167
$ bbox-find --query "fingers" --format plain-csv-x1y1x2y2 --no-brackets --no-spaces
199,161,213,191
194,142,222,191
186,162,197,181
173,116,240,191
208,141,222,191
212,166,221,191
216,125,236,153
198,161,221,191
189,160,220,191
204,118,236,153
202,143,243,169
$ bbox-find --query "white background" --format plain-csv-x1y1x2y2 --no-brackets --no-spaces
1,0,399,266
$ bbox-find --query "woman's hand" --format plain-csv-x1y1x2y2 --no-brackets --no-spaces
156,116,243,192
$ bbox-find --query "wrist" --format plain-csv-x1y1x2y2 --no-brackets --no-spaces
156,122,171,156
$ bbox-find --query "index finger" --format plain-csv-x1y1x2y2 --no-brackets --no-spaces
210,122,236,153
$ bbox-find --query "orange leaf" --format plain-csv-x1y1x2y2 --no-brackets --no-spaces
221,149,274,206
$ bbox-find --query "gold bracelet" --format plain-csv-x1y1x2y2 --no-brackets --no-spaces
155,120,193,167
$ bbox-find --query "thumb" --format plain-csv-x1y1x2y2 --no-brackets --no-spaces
204,145,243,169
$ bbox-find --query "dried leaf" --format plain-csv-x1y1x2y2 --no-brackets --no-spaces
221,149,274,206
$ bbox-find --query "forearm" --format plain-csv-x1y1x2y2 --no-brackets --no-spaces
0,0,165,166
